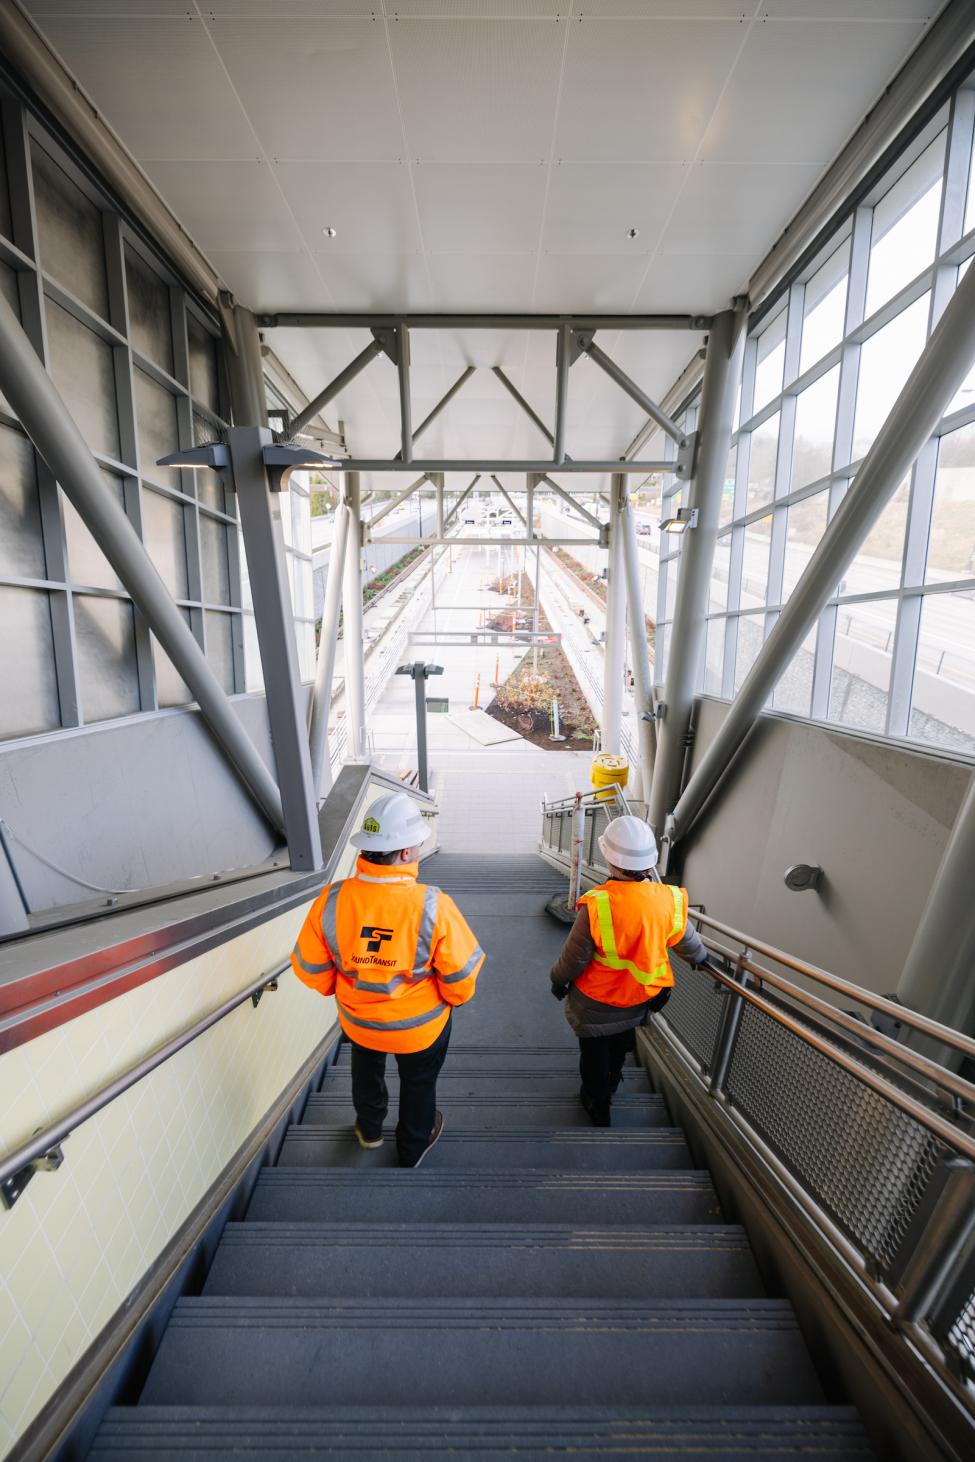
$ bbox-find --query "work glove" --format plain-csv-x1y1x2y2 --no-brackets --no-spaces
551,982,571,1002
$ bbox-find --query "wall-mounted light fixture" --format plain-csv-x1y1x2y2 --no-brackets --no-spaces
659,506,699,535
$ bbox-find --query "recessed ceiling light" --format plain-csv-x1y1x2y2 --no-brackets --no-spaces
627,227,639,240
322,226,338,239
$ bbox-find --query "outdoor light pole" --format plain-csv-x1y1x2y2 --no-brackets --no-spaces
397,661,444,793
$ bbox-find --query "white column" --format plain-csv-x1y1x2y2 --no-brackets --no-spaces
342,472,367,759
601,474,626,756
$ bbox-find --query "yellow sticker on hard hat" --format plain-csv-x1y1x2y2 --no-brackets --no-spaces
363,817,381,833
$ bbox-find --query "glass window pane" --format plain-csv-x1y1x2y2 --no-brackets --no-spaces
296,620,315,682
0,423,45,578
800,241,850,374
74,594,140,722
188,316,220,412
200,514,230,604
704,617,726,697
791,366,839,491
242,611,263,692
31,142,109,319
663,559,678,621
0,586,60,737
142,487,189,599
929,422,975,583
753,312,786,414
852,294,930,460
63,469,125,591
655,622,668,681
720,445,736,529
134,369,179,485
741,514,773,607
829,596,897,734
784,491,829,600
773,624,817,718
47,301,120,461
909,592,975,753
193,412,226,511
865,133,945,318
125,245,173,375
734,614,765,694
205,611,235,691
710,534,731,615
843,475,909,596
746,413,779,514
152,608,194,708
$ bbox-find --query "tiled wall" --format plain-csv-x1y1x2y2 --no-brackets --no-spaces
0,898,336,1455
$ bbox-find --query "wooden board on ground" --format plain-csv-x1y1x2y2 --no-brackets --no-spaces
448,709,524,746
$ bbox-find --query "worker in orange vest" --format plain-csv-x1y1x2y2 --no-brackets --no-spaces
292,791,484,1166
549,814,707,1126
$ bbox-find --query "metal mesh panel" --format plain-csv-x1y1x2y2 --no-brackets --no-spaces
725,1001,949,1273
945,1293,975,1380
659,956,728,1072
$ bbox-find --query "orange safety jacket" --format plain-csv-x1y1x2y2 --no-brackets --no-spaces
291,855,484,1053
575,878,689,1008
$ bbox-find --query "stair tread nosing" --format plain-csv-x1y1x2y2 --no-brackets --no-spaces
92,1405,873,1459
303,1095,666,1128
277,1125,693,1170
140,1299,825,1409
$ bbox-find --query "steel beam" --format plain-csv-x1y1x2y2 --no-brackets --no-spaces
289,339,383,437
620,491,657,801
670,254,975,849
374,535,602,547
222,299,269,427
308,501,350,798
366,473,429,530
578,336,686,447
396,368,475,461
443,474,481,529
649,308,746,842
397,323,413,464
492,367,559,449
342,472,367,759
626,348,707,461
553,324,571,464
602,476,626,758
0,287,285,833
898,775,975,1053
537,474,605,533
227,428,323,869
490,475,526,527
333,459,671,473
260,313,710,331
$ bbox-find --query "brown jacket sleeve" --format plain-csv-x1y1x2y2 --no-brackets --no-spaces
550,907,596,989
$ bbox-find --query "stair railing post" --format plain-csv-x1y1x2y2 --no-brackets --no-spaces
707,949,752,1094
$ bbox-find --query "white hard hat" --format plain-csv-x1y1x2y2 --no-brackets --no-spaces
598,815,658,871
350,791,429,853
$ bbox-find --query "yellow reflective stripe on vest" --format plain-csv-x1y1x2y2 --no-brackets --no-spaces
589,884,684,987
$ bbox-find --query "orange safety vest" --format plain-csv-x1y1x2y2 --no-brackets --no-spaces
291,855,484,1053
575,878,688,1008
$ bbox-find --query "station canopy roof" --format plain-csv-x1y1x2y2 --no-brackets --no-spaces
22,1,944,490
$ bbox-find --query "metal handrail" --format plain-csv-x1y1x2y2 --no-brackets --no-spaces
694,911,975,1063
0,960,288,1208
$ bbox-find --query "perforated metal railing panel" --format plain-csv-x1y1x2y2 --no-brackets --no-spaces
659,955,728,1072
946,1294,975,1381
721,1001,950,1273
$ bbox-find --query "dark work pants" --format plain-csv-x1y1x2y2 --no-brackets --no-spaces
577,989,671,1108
350,1015,451,1166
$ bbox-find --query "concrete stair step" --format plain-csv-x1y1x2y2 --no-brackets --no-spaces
302,1093,667,1129
92,1405,874,1459
204,1223,763,1300
323,1069,629,1097
140,1298,825,1409
331,1044,579,1073
246,1169,724,1225
277,1125,693,1170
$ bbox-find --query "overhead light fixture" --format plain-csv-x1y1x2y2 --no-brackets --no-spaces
322,226,337,239
659,507,699,535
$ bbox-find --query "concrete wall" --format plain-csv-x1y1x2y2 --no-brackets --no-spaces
680,697,973,995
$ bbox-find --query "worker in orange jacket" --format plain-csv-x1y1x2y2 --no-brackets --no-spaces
292,791,484,1167
550,814,707,1126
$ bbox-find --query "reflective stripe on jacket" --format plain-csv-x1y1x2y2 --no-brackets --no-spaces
574,878,688,1008
291,855,484,1053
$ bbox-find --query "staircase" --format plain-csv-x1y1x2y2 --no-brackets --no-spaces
90,855,873,1459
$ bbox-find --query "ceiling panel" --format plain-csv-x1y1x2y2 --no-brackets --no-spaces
415,163,546,252
634,251,754,313
426,254,536,311
532,253,650,312
660,161,824,257
543,161,685,255
701,18,927,165
388,19,566,162
207,251,334,311
309,251,434,310
766,1,940,16
143,161,303,252
34,18,255,162
556,17,743,162
276,161,423,254
207,18,404,160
